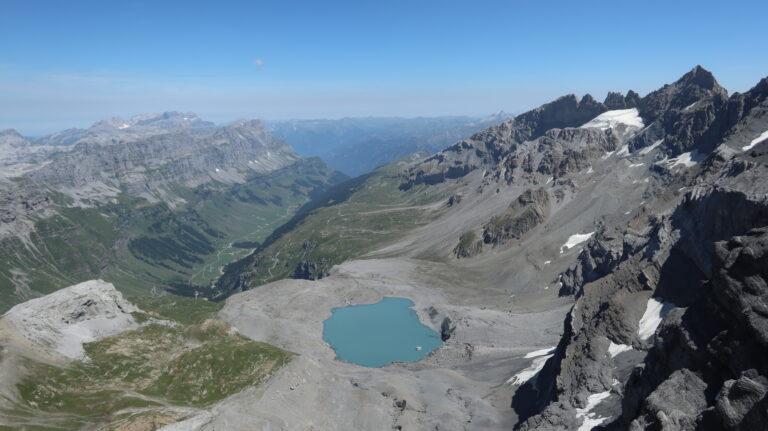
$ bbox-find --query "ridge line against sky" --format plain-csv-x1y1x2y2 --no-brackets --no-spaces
1,0,767,135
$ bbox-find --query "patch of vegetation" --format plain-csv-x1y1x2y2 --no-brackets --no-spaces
216,158,456,297
231,240,261,249
453,231,484,258
130,311,151,324
130,295,224,325
15,321,292,421
0,206,122,313
144,324,289,405
0,158,345,311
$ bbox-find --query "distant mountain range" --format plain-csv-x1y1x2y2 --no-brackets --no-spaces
267,112,512,176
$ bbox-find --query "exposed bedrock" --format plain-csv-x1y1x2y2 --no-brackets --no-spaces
291,258,330,280
515,157,768,430
482,188,549,246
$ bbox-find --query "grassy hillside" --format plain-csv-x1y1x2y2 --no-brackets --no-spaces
1,297,291,430
215,156,454,297
0,158,345,312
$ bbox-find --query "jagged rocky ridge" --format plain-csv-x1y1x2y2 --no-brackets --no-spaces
400,66,745,195
513,71,768,430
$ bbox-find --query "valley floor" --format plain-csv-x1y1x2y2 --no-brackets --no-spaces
172,257,572,430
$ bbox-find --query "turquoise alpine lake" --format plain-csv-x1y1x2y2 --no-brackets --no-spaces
322,297,443,367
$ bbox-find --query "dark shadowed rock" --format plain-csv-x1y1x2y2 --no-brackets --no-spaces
482,188,549,246
291,259,330,280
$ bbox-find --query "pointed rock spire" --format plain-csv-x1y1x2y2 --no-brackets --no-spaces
638,66,727,121
676,65,720,91
625,90,641,107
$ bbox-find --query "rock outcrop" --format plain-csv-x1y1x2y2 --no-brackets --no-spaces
515,91,768,431
1,279,139,359
291,259,330,280
482,188,549,245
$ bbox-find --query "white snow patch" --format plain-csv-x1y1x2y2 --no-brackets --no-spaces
683,102,697,111
607,341,633,358
2,280,139,359
581,108,644,131
215,168,221,172
579,415,609,431
638,297,675,340
561,232,594,253
742,130,768,152
586,166,594,174
666,150,701,168
507,352,553,385
543,260,551,265
524,347,556,359
616,144,630,157
576,391,611,431
639,139,664,155
627,162,644,168
624,210,631,215
118,123,130,129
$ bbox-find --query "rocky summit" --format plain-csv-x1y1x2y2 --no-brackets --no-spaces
1,66,767,431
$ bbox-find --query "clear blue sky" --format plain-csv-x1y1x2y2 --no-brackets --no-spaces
1,0,767,135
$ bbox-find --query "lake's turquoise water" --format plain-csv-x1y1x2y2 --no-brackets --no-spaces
322,297,443,367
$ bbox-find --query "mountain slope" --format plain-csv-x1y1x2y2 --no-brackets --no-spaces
515,74,768,430
202,67,768,430
0,280,291,430
0,115,345,312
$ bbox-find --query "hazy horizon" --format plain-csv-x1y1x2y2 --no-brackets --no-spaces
3,0,767,135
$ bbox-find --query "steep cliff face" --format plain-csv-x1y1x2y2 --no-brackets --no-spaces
25,119,299,204
514,74,768,430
